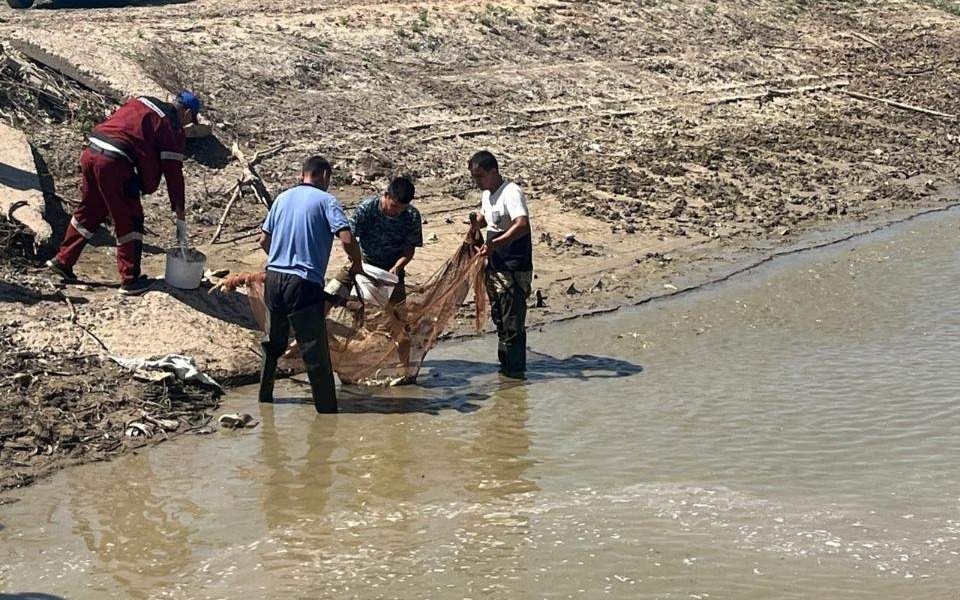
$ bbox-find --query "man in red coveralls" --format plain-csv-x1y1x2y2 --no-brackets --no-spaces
47,91,201,296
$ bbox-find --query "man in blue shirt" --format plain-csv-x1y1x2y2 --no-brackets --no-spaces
258,155,363,413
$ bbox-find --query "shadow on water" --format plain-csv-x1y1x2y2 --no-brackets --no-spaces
0,594,69,600
340,388,490,415
421,350,644,389
271,351,642,416
269,389,490,416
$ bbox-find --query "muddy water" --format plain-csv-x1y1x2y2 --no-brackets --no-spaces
4,210,960,599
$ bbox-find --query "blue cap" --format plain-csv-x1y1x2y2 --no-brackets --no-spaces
176,90,201,123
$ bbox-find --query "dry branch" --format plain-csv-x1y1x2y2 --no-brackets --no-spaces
418,78,851,143
706,80,850,106
207,143,285,242
850,31,885,51
230,142,284,208
844,90,958,121
389,115,483,134
208,182,243,244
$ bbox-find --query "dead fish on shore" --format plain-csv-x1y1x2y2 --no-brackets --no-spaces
218,413,258,430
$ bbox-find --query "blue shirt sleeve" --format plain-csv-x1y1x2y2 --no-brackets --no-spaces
262,202,277,234
326,197,350,234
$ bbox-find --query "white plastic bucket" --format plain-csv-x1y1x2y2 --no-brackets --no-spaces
164,247,207,290
354,263,398,308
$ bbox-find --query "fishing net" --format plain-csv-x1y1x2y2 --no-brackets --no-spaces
216,240,488,386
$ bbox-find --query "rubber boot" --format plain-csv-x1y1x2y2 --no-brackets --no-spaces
259,355,278,403
289,305,338,414
307,367,338,414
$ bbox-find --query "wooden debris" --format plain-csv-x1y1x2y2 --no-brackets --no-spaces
8,35,166,101
706,80,850,106
850,31,885,52
844,90,958,122
209,143,285,243
208,182,243,244
230,142,284,208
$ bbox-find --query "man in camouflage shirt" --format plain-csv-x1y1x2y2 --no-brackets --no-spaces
327,176,423,305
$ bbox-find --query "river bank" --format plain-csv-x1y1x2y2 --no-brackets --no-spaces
1,192,956,497
1,0,959,493
4,198,960,599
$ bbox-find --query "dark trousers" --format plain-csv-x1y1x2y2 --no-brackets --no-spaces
260,270,337,413
56,149,144,284
485,270,531,376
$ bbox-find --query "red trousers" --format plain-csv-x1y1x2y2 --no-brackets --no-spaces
56,149,144,284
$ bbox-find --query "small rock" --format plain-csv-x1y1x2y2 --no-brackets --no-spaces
10,372,32,387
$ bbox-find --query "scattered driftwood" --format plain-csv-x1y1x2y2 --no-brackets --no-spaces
706,80,850,106
0,320,220,492
850,31,885,52
209,143,284,243
761,43,822,52
0,44,112,127
231,142,283,207
844,90,958,122
6,38,125,102
419,108,657,142
389,115,483,134
419,78,852,142
208,181,243,244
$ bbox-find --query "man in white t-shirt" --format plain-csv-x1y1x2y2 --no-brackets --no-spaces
467,150,533,378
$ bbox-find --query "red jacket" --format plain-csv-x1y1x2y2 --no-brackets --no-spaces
91,96,186,213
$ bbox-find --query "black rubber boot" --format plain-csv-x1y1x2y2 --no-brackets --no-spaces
307,367,338,413
289,305,338,414
259,355,278,403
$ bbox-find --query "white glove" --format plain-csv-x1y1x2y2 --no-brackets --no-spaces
175,219,188,246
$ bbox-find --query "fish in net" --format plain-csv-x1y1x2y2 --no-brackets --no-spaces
214,240,487,386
